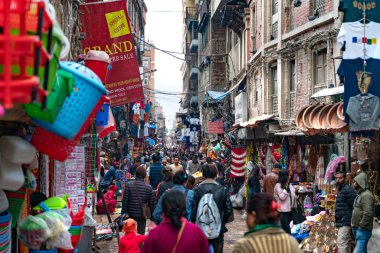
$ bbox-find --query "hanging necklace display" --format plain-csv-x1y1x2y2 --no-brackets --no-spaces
231,157,246,164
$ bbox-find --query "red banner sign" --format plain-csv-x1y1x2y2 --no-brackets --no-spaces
208,121,224,134
80,0,144,106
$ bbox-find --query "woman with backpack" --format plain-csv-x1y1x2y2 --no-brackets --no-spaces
141,190,209,253
232,193,300,253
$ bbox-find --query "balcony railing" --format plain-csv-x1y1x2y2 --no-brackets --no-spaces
314,0,325,15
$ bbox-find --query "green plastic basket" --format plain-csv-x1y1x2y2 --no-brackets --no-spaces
24,69,74,122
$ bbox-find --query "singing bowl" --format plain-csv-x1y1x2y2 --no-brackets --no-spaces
308,103,325,130
295,106,309,131
302,104,319,130
317,104,334,133
327,103,347,130
337,102,345,121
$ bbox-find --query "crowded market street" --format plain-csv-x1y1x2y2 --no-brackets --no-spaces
1,0,380,253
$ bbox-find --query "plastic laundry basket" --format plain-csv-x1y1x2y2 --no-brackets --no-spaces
33,62,108,139
31,96,109,161
24,69,75,122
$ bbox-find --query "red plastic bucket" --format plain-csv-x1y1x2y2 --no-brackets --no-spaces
85,60,108,83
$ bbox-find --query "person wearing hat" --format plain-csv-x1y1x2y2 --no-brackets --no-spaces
119,218,147,253
335,170,357,253
351,172,375,253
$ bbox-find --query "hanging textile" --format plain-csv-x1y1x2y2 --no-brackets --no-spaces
280,137,289,170
230,147,247,177
271,144,282,162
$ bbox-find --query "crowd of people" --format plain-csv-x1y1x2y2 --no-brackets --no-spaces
98,150,376,253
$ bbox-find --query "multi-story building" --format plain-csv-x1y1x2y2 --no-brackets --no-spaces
189,0,341,142
142,43,156,118
154,103,166,139
246,0,340,123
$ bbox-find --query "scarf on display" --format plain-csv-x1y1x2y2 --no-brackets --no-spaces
230,147,247,177
280,137,289,170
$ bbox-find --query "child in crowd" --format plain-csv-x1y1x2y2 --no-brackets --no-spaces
119,219,147,253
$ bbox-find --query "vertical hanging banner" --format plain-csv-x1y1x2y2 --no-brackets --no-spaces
80,0,144,106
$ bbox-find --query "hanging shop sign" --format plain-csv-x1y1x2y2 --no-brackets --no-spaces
208,121,224,134
234,92,248,124
80,0,144,106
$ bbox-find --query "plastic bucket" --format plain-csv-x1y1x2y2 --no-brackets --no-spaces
85,60,108,83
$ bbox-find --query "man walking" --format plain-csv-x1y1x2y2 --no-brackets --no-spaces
147,153,164,190
352,172,375,253
191,164,233,253
170,157,183,173
263,163,281,195
187,155,201,175
334,171,357,253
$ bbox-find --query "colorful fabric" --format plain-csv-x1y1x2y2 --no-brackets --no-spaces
280,137,289,170
230,148,247,178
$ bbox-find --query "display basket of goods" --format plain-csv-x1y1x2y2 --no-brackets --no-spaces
33,61,108,139
0,211,12,252
0,0,51,109
25,68,74,122
299,214,337,253
31,95,110,161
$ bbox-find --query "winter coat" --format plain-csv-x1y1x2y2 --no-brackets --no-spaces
121,179,155,219
141,218,209,253
96,190,117,214
119,233,146,253
190,181,233,234
148,163,164,190
352,172,375,231
274,183,297,213
335,183,357,227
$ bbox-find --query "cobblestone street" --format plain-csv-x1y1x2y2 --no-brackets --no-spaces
93,209,246,253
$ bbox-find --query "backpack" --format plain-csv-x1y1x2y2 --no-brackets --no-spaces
196,187,221,239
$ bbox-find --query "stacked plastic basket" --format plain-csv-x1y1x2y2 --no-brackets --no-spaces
0,212,11,253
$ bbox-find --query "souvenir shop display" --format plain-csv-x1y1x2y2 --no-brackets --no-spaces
230,147,247,177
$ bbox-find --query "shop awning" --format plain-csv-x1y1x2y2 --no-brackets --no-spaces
274,130,305,136
233,114,276,128
311,86,344,98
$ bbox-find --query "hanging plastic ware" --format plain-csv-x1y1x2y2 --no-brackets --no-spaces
31,96,109,161
0,0,47,109
25,69,75,123
95,103,110,126
33,62,108,139
84,50,110,83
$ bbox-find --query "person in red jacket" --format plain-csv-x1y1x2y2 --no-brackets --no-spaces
119,218,147,253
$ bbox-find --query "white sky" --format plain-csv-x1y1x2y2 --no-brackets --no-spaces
145,0,183,131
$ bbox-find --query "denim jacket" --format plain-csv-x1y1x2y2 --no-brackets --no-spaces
152,185,194,224
346,93,380,132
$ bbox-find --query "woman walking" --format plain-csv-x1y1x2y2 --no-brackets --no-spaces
142,190,209,253
233,193,300,253
273,169,297,234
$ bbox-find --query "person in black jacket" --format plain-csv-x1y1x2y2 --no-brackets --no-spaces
335,171,357,253
191,164,233,253
122,166,155,235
